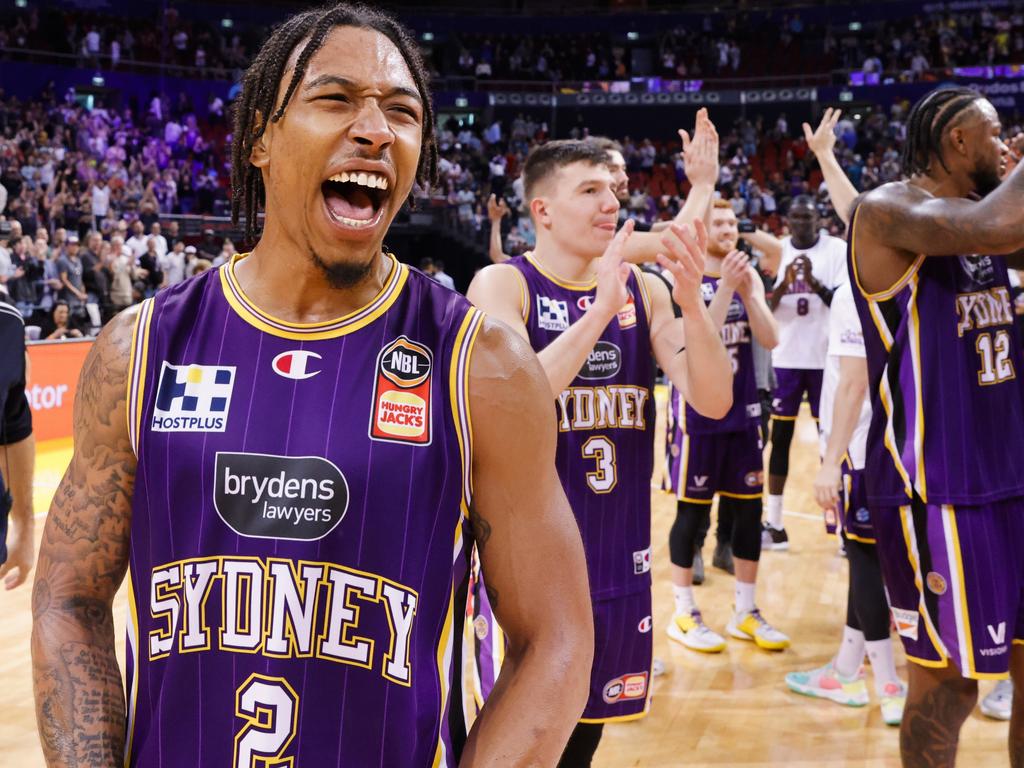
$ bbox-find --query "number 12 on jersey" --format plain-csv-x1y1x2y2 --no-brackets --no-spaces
582,436,617,493
976,330,1016,386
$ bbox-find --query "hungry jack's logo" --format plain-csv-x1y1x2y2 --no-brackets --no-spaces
369,336,433,445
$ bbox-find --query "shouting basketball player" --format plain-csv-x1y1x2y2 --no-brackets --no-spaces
30,6,594,767
468,139,732,765
850,86,1024,766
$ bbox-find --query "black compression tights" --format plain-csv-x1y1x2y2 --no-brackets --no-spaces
557,722,605,767
768,417,795,477
845,537,890,641
669,501,710,568
726,496,763,562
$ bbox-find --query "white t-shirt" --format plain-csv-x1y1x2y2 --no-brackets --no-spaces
818,282,871,469
772,232,848,369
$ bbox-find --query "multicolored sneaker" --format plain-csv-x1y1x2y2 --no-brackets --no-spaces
980,679,1013,721
785,661,868,707
727,608,790,650
667,610,726,653
880,681,908,726
761,523,790,551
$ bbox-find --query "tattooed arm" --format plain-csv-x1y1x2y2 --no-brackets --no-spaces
855,166,1024,293
461,318,593,768
31,307,139,768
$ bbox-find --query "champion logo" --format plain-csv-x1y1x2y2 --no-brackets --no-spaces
577,295,595,311
272,351,322,380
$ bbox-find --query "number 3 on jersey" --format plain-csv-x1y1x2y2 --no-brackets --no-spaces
234,674,299,768
582,436,617,493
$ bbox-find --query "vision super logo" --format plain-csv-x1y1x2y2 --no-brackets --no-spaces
152,361,235,432
214,452,349,541
369,336,432,445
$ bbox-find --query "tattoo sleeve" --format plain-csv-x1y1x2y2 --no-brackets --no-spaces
900,677,976,768
31,310,138,768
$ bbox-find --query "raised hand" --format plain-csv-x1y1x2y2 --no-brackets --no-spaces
802,107,842,158
657,220,708,314
487,194,509,222
680,108,719,188
592,219,635,319
719,249,751,295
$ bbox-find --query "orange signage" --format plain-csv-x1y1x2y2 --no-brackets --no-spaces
26,339,93,442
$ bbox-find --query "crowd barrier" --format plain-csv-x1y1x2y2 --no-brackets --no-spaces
26,338,93,442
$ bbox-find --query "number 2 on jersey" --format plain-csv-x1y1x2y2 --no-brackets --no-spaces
976,330,1015,385
234,674,299,768
582,436,617,493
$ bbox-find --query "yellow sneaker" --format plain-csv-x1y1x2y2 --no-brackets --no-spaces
667,610,726,653
727,608,790,650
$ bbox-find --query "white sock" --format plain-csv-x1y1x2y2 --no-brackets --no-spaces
767,494,784,529
673,585,696,616
735,581,756,614
834,625,866,679
866,638,902,695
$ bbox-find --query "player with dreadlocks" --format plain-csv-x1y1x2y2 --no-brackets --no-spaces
849,86,1024,766
31,4,594,767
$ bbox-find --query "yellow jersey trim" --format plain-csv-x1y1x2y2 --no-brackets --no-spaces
525,252,597,291
220,252,407,340
850,205,926,301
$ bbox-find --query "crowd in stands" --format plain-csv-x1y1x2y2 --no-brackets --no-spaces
6,5,1024,85
0,81,235,336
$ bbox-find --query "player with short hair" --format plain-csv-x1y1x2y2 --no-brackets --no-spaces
664,199,786,652
850,85,1024,766
468,138,732,765
743,112,853,550
785,277,907,725
31,6,594,767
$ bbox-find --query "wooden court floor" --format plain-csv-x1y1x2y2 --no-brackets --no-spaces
0,401,1010,767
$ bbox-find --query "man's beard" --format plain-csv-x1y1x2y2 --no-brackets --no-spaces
311,249,376,289
971,164,1002,197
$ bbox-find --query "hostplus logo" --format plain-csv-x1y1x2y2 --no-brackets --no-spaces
152,362,235,432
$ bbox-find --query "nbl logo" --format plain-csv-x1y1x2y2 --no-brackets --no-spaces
370,336,433,445
152,361,235,432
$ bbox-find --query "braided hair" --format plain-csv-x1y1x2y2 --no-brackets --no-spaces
901,86,984,177
230,2,438,243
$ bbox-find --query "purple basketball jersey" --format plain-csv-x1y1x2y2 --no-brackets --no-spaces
508,254,656,600
683,274,760,434
123,254,482,767
849,206,1024,505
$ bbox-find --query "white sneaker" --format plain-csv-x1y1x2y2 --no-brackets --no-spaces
980,679,1013,721
727,608,790,650
652,658,667,677
880,680,907,726
667,610,726,653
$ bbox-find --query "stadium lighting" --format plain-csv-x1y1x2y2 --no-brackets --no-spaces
221,18,234,29
15,0,27,7
422,32,434,42
455,97,469,108
839,90,854,101
849,22,862,31
92,74,105,87
627,32,639,41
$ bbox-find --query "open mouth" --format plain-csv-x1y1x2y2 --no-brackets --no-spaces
321,170,391,229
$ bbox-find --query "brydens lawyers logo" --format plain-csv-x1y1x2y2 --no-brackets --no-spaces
272,350,321,380
152,362,235,432
370,336,432,445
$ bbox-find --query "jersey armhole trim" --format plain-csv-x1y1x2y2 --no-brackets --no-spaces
632,265,654,325
850,205,926,302
451,307,486,521
510,266,530,323
127,298,155,458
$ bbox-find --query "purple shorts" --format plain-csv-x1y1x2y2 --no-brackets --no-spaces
840,462,876,544
581,591,653,723
772,367,823,420
666,426,764,504
874,496,1024,678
